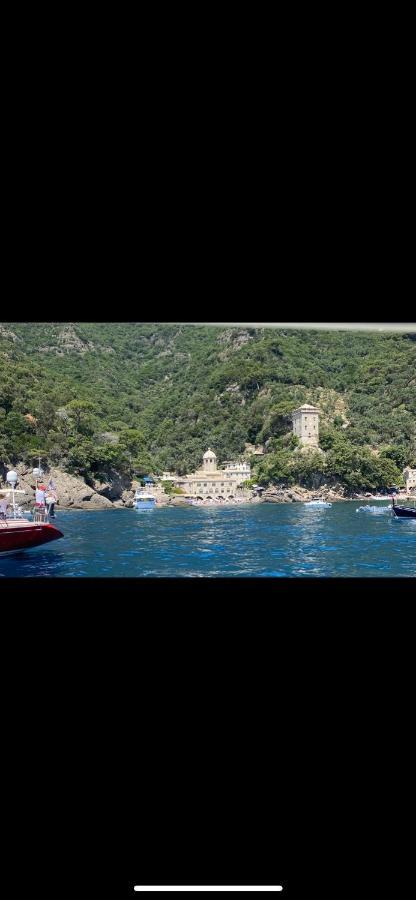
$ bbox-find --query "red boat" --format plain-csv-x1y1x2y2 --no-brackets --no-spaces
0,515,63,555
0,473,64,556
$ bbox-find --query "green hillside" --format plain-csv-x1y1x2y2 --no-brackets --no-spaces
1,323,415,492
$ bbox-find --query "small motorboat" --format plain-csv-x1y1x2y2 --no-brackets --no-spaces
305,500,332,508
134,489,156,510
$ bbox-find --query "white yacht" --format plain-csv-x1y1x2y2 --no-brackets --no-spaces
134,489,156,510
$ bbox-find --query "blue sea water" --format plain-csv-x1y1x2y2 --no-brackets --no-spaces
1,501,415,577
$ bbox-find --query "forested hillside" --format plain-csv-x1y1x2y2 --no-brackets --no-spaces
1,323,415,492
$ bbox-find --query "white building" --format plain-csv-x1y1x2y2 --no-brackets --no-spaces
222,460,251,484
292,404,320,447
174,449,245,499
403,467,416,493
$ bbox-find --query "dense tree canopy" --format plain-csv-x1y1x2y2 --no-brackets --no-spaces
0,323,415,491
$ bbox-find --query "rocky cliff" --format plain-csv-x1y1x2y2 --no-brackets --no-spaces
1,465,190,511
4,465,131,511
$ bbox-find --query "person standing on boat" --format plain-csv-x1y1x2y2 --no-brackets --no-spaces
35,484,46,507
46,478,57,517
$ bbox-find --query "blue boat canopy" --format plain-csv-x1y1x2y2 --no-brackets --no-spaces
143,475,154,484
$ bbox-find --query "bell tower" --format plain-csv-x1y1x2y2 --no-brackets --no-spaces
202,448,217,473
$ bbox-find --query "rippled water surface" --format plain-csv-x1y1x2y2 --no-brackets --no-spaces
1,502,415,577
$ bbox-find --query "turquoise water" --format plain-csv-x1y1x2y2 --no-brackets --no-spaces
1,501,415,577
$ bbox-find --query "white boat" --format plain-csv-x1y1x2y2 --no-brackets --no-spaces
134,490,156,510
305,500,332,508
355,504,390,514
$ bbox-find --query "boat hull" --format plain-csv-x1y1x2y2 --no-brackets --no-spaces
392,506,416,518
0,521,64,555
134,500,156,510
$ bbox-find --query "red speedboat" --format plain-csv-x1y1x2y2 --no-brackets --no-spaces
0,474,64,556
0,515,63,555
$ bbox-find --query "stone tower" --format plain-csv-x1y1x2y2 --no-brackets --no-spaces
202,448,217,473
292,404,320,448
403,467,416,493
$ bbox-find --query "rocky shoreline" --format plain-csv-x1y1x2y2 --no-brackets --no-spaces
257,485,396,503
1,464,401,511
2,464,135,511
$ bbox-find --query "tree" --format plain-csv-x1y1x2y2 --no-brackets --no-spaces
66,400,98,435
66,438,97,475
289,451,327,489
379,445,408,470
132,450,158,478
23,447,49,467
118,428,145,454
254,449,293,486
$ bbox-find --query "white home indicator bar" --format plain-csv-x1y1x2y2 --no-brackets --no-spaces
134,888,283,892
